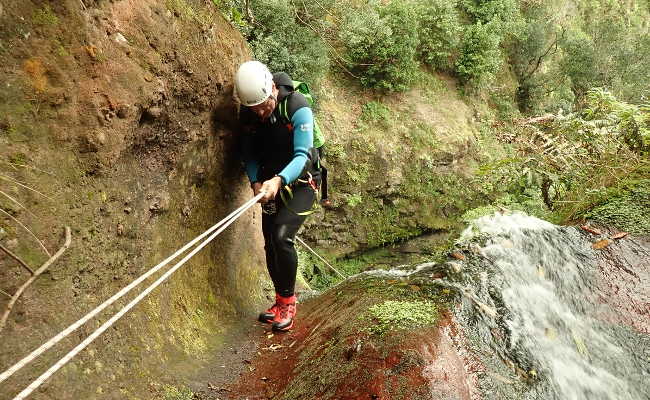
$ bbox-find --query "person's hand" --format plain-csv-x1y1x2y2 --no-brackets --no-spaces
260,176,283,203
251,182,262,198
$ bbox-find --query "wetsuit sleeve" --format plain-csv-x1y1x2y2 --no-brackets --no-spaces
241,131,260,183
278,107,313,185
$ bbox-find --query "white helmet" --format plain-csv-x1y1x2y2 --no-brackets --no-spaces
234,61,274,106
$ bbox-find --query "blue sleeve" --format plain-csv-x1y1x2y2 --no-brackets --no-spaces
242,132,259,183
278,107,313,185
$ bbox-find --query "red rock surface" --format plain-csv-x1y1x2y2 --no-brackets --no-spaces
226,289,482,400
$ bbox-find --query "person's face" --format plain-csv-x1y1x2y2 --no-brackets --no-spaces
249,95,276,120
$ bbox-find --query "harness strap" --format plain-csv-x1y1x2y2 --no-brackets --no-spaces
279,173,320,216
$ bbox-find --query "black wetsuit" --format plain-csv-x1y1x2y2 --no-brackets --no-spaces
241,72,316,297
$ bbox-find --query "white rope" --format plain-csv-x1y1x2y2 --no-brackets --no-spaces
296,236,346,279
1,193,263,386
12,194,262,400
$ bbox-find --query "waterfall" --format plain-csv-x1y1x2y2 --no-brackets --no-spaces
454,212,648,400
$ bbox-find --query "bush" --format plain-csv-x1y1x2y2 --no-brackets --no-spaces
461,0,520,25
360,101,391,123
455,21,503,86
251,29,329,85
558,29,597,101
228,0,329,85
340,0,420,91
413,0,462,71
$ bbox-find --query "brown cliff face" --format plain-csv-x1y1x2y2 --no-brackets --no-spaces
0,1,267,398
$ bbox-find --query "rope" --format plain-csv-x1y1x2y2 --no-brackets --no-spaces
12,194,262,399
2,193,263,392
296,236,346,279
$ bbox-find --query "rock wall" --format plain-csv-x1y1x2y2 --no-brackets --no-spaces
0,1,266,398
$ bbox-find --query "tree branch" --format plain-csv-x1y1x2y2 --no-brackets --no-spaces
292,8,359,78
0,226,71,333
0,243,34,275
522,26,566,83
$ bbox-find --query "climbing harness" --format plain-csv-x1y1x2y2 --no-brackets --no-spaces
278,172,321,217
1,193,264,400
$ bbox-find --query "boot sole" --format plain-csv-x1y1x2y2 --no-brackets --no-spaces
272,321,294,332
258,314,274,324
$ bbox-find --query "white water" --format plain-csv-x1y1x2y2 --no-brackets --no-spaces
460,212,644,400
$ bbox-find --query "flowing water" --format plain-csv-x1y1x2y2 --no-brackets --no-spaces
450,212,649,400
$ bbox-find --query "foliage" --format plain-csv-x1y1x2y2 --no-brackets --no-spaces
225,0,330,85
455,21,504,86
251,30,329,85
162,384,193,400
508,1,650,112
360,101,391,123
344,193,363,207
344,160,369,184
507,3,564,112
489,89,649,225
558,29,596,101
362,202,423,248
364,300,438,335
460,0,521,25
584,180,650,234
455,0,524,86
219,0,648,107
413,0,462,71
32,5,59,26
339,0,420,91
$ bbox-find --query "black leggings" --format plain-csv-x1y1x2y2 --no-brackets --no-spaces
261,184,315,297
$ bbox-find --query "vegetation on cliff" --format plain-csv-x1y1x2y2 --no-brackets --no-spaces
211,0,650,285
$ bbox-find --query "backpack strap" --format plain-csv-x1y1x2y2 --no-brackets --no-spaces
278,95,291,124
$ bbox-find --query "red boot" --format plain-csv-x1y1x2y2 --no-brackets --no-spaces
258,293,280,324
272,294,297,332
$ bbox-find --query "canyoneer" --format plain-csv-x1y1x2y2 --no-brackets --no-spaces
235,60,320,332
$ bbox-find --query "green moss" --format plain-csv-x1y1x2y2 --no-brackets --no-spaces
583,179,650,234
32,5,59,26
7,152,29,165
361,202,423,247
461,204,500,222
162,384,193,400
165,0,213,26
408,122,441,149
364,300,439,335
344,159,370,184
55,41,70,57
344,192,363,207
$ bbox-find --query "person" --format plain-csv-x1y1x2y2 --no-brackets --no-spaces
235,61,318,332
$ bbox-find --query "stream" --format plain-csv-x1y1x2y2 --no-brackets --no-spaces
452,212,649,400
